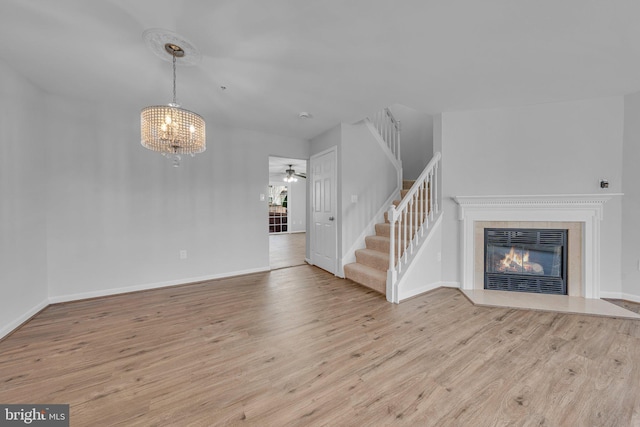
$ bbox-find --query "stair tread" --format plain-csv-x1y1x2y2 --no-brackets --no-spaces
344,263,387,295
366,235,390,243
355,248,389,270
356,248,388,259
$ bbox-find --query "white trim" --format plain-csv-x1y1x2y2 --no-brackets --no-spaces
398,282,461,302
400,282,443,300
0,299,49,340
599,291,623,299
440,282,461,288
48,266,270,304
621,293,640,304
453,194,618,299
600,291,640,304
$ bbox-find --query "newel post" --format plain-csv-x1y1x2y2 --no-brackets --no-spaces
388,205,396,274
387,205,398,302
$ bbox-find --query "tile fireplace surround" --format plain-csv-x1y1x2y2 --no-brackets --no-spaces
453,194,639,319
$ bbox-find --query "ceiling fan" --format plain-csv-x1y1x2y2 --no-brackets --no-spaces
284,164,306,182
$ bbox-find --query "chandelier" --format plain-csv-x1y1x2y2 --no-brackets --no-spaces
141,41,205,167
284,165,298,183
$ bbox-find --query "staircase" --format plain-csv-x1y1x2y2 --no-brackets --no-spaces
344,179,419,294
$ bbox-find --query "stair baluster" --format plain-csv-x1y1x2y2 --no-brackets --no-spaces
371,107,401,164
387,152,442,298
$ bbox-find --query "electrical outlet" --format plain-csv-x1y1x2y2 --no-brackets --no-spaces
180,250,187,259
351,195,358,203
437,252,442,262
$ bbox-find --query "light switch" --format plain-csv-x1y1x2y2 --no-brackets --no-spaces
351,195,358,203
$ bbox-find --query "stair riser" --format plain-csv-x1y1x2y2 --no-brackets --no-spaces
365,236,389,253
344,267,386,295
355,250,389,271
365,237,406,256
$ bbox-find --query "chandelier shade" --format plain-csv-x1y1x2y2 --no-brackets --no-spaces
141,104,205,155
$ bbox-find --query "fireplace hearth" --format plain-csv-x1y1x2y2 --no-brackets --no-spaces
484,228,568,295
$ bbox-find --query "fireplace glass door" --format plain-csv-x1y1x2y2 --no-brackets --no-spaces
484,228,567,295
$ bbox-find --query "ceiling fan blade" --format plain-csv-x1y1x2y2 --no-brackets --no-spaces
294,173,306,179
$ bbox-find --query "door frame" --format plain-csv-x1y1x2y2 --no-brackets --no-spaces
309,146,338,275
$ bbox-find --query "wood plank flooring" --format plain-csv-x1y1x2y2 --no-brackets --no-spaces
269,232,306,270
1,265,639,426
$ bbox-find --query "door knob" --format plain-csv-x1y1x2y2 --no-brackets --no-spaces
329,216,334,221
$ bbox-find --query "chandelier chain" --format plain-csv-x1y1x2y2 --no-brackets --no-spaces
172,53,177,105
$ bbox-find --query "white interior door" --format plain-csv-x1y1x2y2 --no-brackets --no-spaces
310,148,337,274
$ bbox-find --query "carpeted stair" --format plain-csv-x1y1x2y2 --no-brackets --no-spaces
344,179,418,295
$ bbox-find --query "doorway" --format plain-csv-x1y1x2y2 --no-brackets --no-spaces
268,156,307,269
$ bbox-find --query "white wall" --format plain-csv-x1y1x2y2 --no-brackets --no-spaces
341,121,398,268
0,60,49,337
440,97,624,294
389,104,434,180
622,92,640,301
43,94,309,302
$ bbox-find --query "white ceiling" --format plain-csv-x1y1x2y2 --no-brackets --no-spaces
3,0,640,140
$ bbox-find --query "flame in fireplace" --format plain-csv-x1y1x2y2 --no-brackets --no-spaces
498,247,544,274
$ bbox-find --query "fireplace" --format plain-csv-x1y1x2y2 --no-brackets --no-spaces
484,228,568,295
454,194,614,300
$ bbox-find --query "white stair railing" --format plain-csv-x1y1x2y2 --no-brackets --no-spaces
371,108,401,163
387,152,441,296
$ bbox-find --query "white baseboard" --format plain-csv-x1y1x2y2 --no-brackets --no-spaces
399,282,442,301
48,266,271,304
0,299,49,340
621,293,640,303
399,281,462,302
440,282,462,288
599,291,621,299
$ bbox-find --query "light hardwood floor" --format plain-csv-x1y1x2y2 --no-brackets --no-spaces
1,265,639,426
269,232,306,270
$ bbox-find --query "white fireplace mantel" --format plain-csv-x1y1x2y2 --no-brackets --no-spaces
453,194,619,299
